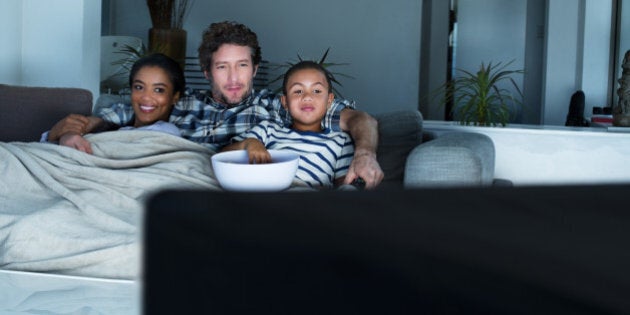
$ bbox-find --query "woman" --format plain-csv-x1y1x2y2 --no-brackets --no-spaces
58,53,185,154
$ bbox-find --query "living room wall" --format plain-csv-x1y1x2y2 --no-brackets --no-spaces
543,0,613,126
2,1,613,126
0,0,101,101
108,0,614,126
104,0,423,116
0,1,21,85
422,0,614,126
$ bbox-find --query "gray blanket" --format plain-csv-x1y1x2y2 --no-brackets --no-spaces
0,130,220,279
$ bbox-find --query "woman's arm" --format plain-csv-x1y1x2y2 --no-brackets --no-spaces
48,115,114,142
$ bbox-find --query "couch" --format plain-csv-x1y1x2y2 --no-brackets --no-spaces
0,83,496,280
0,83,497,189
5,84,628,314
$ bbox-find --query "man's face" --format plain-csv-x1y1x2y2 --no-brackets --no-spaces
205,44,258,107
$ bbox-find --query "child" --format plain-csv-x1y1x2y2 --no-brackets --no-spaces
55,53,184,153
222,60,354,189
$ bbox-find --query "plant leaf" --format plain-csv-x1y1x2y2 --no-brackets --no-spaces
429,59,524,126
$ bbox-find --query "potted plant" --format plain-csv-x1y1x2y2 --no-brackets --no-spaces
102,42,147,93
434,60,524,127
146,0,193,68
268,48,354,98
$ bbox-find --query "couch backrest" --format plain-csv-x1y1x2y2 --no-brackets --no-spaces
0,84,93,142
0,86,422,181
375,110,423,184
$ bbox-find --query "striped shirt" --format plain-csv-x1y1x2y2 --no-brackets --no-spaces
233,120,355,189
95,89,354,151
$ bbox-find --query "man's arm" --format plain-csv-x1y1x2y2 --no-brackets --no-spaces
339,108,384,189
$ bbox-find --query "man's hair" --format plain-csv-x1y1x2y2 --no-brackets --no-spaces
197,21,262,71
282,61,333,95
129,53,186,96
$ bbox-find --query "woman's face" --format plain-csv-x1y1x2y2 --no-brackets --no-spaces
131,66,180,127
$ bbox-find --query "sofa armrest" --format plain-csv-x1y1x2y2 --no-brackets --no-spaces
0,84,93,142
404,132,495,188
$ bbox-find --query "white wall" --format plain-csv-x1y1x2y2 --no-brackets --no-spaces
0,0,101,103
0,1,22,84
542,0,580,125
581,0,614,110
456,0,527,85
543,0,613,125
455,0,527,122
425,120,630,186
107,0,422,116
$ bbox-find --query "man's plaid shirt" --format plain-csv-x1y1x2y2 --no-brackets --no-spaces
95,89,355,151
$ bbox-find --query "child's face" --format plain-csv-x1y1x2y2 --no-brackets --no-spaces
131,66,180,127
281,68,334,132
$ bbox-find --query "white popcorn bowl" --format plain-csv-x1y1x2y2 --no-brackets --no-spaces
211,150,299,192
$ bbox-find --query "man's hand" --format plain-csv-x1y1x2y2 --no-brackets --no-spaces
344,149,384,189
59,133,93,154
340,109,384,189
48,115,104,142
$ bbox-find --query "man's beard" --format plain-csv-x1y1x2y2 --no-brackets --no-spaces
211,84,252,107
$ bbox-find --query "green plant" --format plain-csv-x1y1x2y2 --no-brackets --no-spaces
435,60,524,127
107,40,181,93
108,43,148,86
112,44,147,72
268,48,354,98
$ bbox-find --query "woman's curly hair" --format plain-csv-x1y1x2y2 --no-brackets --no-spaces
197,21,262,72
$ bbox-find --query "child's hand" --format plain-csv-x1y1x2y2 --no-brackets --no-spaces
243,139,271,164
59,133,93,154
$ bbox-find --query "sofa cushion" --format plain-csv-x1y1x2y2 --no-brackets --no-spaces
0,84,93,142
404,132,495,187
375,110,423,183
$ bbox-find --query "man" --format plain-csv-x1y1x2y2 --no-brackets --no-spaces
48,21,384,188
